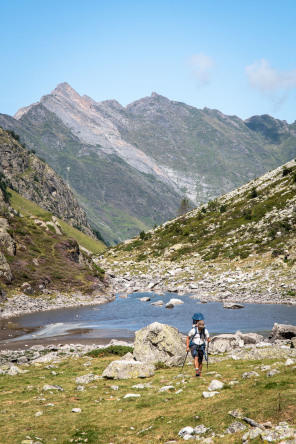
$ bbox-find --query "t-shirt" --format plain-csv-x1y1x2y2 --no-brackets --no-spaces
188,327,209,345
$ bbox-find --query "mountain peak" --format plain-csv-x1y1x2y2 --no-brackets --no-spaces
51,82,80,99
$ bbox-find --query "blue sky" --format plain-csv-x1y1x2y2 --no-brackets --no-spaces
1,0,296,122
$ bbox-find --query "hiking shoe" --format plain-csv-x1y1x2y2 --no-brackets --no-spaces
195,369,200,377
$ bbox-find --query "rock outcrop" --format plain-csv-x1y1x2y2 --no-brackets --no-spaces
0,128,93,237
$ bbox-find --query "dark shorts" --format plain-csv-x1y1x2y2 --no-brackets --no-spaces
190,345,205,363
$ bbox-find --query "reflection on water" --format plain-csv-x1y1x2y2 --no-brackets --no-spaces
6,292,296,342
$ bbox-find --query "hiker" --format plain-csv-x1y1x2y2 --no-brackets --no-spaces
186,319,210,377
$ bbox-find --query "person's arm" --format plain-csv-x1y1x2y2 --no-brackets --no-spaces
186,335,190,352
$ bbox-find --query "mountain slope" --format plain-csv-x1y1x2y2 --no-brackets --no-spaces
102,158,296,302
0,127,94,238
0,185,107,299
1,83,296,244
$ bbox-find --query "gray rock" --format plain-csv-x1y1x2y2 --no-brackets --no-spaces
75,373,97,384
72,408,81,413
151,300,164,306
210,334,244,353
223,303,244,309
42,384,63,391
133,322,185,366
208,380,224,391
124,393,141,398
140,297,150,302
193,425,209,435
235,331,264,344
119,352,135,361
102,359,154,379
267,369,280,377
178,427,194,437
269,323,296,342
242,371,260,379
225,421,246,434
158,385,174,392
168,298,184,305
203,391,219,398
165,302,174,309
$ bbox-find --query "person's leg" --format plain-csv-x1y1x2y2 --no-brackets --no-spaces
198,348,204,375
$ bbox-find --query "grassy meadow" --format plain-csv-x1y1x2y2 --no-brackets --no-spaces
0,351,295,443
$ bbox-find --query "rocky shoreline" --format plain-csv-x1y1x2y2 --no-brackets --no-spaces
0,289,115,320
108,272,296,305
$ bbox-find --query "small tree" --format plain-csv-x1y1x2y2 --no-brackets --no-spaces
177,198,192,217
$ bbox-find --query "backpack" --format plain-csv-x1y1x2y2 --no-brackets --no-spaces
189,326,206,347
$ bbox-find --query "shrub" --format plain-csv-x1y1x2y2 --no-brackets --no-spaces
87,345,133,358
0,172,12,203
243,208,252,220
282,167,292,176
220,205,227,213
249,187,258,199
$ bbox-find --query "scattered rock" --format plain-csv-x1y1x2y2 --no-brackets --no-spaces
168,298,184,305
158,386,174,392
178,427,194,438
102,359,154,379
72,408,81,413
267,369,280,377
42,384,63,391
208,380,224,391
225,421,246,434
165,302,174,309
285,358,295,366
140,297,150,302
151,300,163,306
235,331,264,344
124,393,141,399
223,303,244,309
228,410,243,419
75,373,97,384
210,334,244,353
241,371,259,379
203,391,219,398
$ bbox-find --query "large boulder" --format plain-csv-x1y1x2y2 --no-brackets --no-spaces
102,359,154,379
235,331,263,344
133,322,185,366
210,334,244,353
269,323,296,341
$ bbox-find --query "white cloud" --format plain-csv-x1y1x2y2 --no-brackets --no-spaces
188,53,215,86
246,59,296,92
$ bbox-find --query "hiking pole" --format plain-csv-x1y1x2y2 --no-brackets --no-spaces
181,351,189,371
206,342,209,369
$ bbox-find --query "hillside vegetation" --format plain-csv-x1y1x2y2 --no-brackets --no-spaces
102,159,296,301
0,188,106,297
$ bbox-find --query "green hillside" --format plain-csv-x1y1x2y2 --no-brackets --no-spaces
103,158,296,292
9,190,105,254
0,190,106,296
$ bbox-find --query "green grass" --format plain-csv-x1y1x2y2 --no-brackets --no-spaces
0,354,295,443
9,189,105,254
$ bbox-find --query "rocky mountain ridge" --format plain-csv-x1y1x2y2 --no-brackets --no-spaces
1,83,296,243
0,128,94,237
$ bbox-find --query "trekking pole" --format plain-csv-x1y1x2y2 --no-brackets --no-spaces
181,351,189,371
206,342,209,369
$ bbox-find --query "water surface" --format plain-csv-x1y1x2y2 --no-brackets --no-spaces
6,292,296,343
